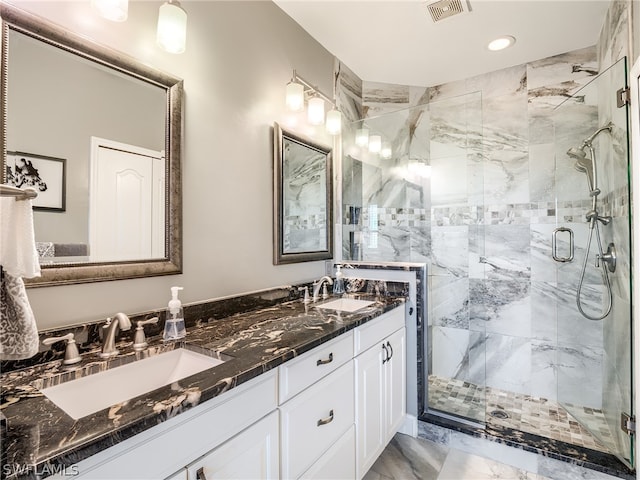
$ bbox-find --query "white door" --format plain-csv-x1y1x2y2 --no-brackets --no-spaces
90,137,165,262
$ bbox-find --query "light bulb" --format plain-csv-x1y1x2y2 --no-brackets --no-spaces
157,0,188,54
307,96,325,126
325,108,341,135
286,81,304,112
92,0,128,21
355,128,369,147
369,135,382,153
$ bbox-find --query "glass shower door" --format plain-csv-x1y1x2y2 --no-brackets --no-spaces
552,57,633,468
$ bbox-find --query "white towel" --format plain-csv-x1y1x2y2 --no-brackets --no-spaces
0,271,39,359
0,196,41,360
0,196,41,278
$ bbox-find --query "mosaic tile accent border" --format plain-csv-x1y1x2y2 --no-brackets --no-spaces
428,375,616,454
344,190,630,228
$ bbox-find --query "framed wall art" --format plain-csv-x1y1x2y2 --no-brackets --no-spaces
6,151,66,211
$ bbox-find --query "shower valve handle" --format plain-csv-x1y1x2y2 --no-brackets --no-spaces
596,243,617,273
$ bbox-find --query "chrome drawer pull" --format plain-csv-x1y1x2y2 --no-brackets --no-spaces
316,352,334,366
196,467,208,480
317,409,334,426
382,343,389,364
386,341,393,360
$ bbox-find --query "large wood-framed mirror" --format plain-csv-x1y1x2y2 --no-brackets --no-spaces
0,3,183,287
273,122,333,264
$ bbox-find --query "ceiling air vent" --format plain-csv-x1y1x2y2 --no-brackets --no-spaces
426,0,470,22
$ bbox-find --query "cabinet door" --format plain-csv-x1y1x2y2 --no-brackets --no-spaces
384,327,406,443
187,411,279,480
355,342,385,479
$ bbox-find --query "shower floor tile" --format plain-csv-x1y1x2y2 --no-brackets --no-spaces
428,375,615,454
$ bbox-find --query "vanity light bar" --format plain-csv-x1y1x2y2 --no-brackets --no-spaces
288,70,337,109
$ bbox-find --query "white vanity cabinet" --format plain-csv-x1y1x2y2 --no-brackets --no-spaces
50,304,406,480
354,308,406,479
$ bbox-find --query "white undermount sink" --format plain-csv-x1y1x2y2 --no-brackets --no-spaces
41,348,225,420
315,298,375,313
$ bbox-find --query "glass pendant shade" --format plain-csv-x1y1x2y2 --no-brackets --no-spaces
92,0,128,21
157,0,188,54
369,135,382,153
307,96,325,126
381,142,392,159
286,81,304,112
355,128,369,147
325,108,342,135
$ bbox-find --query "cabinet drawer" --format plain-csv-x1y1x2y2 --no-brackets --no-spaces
299,425,355,480
72,371,278,479
354,306,404,356
279,331,353,404
280,361,354,480
187,411,279,480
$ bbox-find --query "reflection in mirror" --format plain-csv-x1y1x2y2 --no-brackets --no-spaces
0,3,183,286
273,122,333,264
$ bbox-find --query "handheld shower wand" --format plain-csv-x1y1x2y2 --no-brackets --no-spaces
565,122,615,321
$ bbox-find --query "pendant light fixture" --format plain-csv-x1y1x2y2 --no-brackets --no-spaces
286,76,305,112
307,95,325,126
381,142,392,159
369,135,382,153
355,128,369,147
92,0,128,22
325,108,342,135
157,0,188,54
284,69,342,135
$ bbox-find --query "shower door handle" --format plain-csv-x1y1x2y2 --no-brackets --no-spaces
552,227,574,262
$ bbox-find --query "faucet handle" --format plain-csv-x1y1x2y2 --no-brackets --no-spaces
133,317,159,351
42,333,82,365
298,286,310,304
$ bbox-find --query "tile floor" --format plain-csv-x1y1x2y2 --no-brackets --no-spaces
428,375,614,453
363,433,622,480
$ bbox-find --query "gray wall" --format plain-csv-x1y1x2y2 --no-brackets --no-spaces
16,1,335,330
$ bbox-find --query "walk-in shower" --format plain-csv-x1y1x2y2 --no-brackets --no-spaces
341,54,632,473
564,123,616,321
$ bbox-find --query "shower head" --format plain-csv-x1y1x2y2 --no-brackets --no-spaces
566,146,595,192
565,122,612,195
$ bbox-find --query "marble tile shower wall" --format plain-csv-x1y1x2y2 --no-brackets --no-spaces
339,42,633,410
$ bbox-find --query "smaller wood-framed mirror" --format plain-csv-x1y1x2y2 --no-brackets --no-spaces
273,123,333,264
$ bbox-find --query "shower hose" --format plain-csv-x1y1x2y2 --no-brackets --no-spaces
576,218,613,321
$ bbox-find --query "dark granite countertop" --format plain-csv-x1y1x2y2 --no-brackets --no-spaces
0,292,405,477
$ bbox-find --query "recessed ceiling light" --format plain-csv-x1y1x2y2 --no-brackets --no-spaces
487,35,516,52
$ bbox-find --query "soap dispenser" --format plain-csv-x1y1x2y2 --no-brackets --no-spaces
333,265,345,295
163,286,186,341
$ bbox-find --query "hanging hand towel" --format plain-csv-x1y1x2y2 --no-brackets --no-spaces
0,196,41,278
0,195,41,360
0,270,39,359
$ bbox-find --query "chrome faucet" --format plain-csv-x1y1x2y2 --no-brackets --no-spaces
99,312,132,358
312,276,334,302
